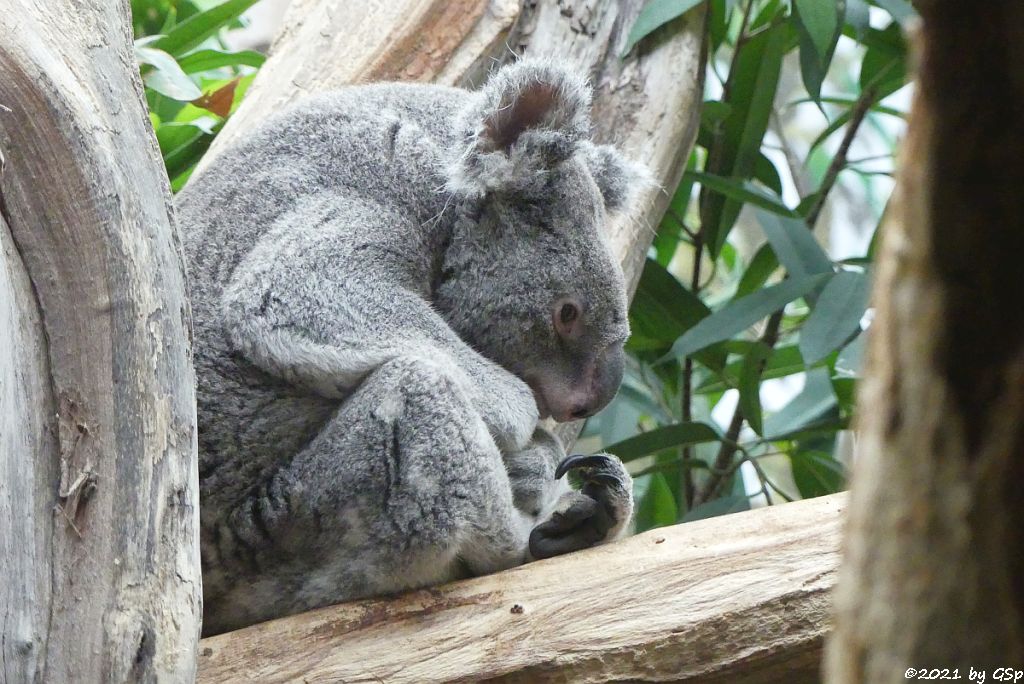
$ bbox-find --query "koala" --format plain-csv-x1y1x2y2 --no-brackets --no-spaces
176,59,647,636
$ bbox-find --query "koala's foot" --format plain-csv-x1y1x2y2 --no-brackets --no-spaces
528,453,633,560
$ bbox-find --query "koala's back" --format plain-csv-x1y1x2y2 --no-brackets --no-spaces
177,82,469,509
180,81,467,291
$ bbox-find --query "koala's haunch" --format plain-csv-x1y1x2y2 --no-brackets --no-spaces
178,59,646,636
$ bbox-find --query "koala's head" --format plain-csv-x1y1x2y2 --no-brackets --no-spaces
435,59,649,423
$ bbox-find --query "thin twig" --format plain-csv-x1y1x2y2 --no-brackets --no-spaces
806,86,877,227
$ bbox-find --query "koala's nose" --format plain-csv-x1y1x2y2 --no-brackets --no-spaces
566,343,625,421
569,404,592,420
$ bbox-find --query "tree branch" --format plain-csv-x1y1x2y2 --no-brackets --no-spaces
198,494,847,683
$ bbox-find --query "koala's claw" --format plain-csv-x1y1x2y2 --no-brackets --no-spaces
529,452,633,560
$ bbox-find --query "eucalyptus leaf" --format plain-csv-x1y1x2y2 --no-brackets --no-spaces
666,273,830,361
794,0,841,62
136,45,201,101
835,329,867,378
764,368,838,440
755,209,833,279
739,342,772,435
696,344,812,394
605,422,721,462
176,48,265,73
754,152,784,196
871,0,917,24
794,0,845,101
790,449,846,498
634,473,679,531
152,0,262,57
702,21,788,257
860,23,907,97
687,171,797,218
623,0,706,55
799,270,870,365
846,0,870,38
736,243,781,298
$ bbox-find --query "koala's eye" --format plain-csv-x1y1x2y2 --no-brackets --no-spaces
559,301,580,326
553,297,584,341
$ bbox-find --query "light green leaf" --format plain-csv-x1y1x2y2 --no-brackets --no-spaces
755,209,833,279
623,0,706,55
176,48,265,73
605,422,721,462
666,273,830,361
153,0,262,57
136,45,202,101
800,270,870,365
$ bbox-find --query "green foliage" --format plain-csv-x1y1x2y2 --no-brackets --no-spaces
131,0,265,190
587,0,915,531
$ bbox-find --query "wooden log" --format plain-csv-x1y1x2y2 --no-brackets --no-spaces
0,2,200,680
198,493,844,683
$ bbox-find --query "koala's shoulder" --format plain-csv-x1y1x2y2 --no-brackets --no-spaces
241,83,469,157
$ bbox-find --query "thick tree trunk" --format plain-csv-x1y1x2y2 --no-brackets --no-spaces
198,494,845,683
825,4,1024,680
0,2,201,681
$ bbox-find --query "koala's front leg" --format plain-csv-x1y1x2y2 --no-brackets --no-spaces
504,428,634,560
529,453,633,559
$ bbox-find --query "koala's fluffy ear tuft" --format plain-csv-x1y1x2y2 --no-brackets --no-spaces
580,142,654,214
448,59,593,198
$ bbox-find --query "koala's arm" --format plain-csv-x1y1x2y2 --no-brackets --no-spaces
507,429,634,560
219,195,538,451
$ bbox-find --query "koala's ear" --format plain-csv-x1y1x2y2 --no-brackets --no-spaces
448,59,592,198
580,142,654,214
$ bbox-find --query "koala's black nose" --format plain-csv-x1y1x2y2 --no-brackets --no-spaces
570,405,591,420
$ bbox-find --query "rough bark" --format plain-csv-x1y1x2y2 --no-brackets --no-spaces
198,493,844,683
0,2,200,681
825,4,1024,680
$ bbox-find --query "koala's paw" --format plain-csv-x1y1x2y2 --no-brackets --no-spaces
528,453,633,560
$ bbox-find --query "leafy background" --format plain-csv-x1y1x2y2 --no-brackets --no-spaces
586,0,913,529
131,0,914,531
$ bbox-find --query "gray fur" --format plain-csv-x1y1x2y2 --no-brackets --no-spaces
177,59,643,636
